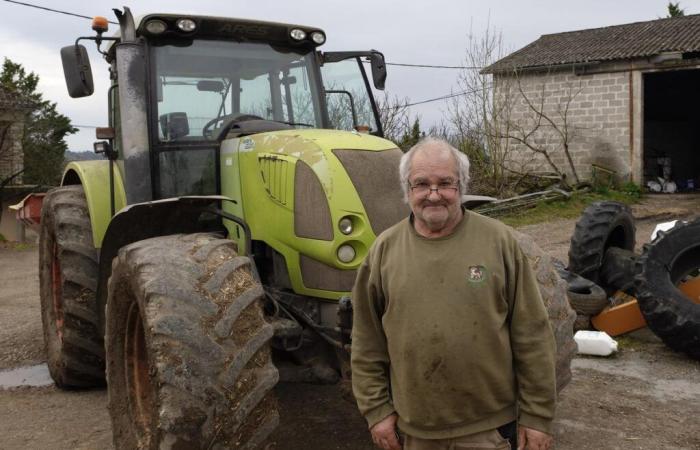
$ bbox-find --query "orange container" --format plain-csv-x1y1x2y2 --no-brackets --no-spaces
591,294,646,337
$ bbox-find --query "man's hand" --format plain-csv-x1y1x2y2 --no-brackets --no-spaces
517,426,552,450
370,413,401,450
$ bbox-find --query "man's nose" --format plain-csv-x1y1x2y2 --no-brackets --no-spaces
427,189,442,200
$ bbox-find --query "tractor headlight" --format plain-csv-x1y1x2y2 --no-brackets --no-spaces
290,28,306,41
337,244,356,263
145,19,167,34
176,18,197,32
338,217,353,235
310,32,326,45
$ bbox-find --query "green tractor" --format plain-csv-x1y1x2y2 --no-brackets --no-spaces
41,7,575,449
44,7,406,449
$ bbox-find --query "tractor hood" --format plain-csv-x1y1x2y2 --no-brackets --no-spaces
220,128,409,298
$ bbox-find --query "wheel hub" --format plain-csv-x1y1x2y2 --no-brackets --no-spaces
125,301,154,439
50,242,64,341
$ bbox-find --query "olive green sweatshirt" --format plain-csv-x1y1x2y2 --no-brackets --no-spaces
350,211,556,439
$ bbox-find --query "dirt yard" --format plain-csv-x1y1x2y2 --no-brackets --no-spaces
1,194,699,450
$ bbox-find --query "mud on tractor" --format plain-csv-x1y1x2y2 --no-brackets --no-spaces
38,7,576,449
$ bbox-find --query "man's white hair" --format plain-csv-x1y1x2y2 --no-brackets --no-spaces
398,136,471,201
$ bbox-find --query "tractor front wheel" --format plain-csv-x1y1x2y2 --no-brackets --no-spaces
39,185,104,388
106,233,279,449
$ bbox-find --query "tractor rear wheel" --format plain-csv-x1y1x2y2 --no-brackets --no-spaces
39,185,104,388
106,233,279,449
512,230,577,392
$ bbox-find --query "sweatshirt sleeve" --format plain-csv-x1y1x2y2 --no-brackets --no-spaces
506,239,557,435
350,243,396,429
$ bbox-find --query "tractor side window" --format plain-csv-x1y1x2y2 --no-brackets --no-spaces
321,58,379,133
284,64,318,126
239,62,319,126
240,74,273,119
158,76,230,140
158,149,217,197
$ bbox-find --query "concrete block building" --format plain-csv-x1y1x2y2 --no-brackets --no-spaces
1,86,34,241
0,86,32,186
483,14,700,186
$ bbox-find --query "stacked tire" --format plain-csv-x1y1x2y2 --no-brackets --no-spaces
566,201,636,328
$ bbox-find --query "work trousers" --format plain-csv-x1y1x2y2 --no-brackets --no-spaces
403,421,517,450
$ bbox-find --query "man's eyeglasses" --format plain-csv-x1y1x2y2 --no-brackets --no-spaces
408,181,460,197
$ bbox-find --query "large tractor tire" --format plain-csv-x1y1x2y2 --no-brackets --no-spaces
106,233,279,449
512,230,577,392
39,185,104,388
568,201,635,284
635,220,700,360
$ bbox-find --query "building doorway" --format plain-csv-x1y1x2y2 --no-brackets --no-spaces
643,68,700,191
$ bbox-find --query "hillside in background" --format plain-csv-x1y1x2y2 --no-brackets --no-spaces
64,150,104,162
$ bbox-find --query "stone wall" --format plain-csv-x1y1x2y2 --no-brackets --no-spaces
494,69,632,182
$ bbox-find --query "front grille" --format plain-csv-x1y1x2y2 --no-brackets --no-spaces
332,148,409,235
294,160,333,240
300,254,357,292
259,156,290,205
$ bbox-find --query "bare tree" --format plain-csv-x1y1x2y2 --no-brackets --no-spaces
501,73,583,184
447,22,516,193
448,23,584,194
376,93,412,144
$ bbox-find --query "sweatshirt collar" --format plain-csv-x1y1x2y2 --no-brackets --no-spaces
408,206,469,241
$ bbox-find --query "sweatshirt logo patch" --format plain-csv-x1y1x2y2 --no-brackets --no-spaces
468,265,486,283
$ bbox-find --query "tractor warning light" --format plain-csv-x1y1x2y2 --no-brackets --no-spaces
92,16,109,33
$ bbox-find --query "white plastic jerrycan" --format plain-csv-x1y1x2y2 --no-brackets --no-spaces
574,330,618,356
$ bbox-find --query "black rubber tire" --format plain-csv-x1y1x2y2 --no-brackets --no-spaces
554,266,609,316
512,230,577,393
568,201,636,284
38,185,104,388
106,233,279,449
566,282,609,316
635,220,700,360
600,247,639,295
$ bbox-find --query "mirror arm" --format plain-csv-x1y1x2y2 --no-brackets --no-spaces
75,36,119,57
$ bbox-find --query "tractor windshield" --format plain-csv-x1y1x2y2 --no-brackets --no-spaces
152,40,323,142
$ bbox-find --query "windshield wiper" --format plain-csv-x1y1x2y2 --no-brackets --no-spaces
276,120,314,128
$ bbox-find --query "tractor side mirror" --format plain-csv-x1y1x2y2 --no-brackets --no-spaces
368,51,386,90
60,45,94,98
159,112,190,140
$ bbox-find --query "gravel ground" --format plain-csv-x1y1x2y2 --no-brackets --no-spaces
1,193,699,450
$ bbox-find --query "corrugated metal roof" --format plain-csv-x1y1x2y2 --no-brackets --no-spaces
484,14,700,73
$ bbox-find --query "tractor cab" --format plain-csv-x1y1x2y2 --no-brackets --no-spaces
62,8,387,203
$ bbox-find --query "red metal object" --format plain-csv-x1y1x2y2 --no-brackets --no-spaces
11,193,46,231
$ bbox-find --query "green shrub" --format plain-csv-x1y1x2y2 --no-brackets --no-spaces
619,181,643,198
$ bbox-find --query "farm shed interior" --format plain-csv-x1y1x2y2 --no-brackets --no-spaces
643,68,700,189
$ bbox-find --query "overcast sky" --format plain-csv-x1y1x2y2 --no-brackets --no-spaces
1,0,695,151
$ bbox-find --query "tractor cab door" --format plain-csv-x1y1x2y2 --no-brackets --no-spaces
320,51,386,137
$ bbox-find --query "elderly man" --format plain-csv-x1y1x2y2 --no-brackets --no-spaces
351,137,556,450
